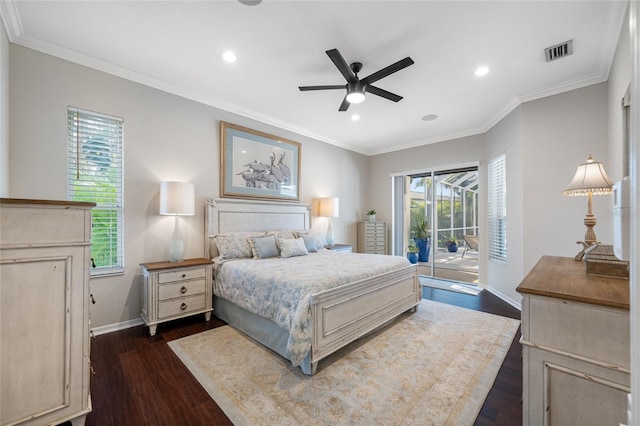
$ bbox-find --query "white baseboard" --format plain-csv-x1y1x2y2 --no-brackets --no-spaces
485,285,522,311
91,317,144,336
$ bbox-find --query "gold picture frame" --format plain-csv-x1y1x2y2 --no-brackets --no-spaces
220,121,301,201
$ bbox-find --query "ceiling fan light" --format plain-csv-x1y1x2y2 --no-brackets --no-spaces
346,91,365,104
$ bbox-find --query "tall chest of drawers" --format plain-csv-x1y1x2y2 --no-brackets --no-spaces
1,198,94,426
357,221,387,254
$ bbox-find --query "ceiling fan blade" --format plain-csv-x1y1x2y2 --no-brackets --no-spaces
326,49,357,82
339,96,350,111
299,85,346,91
361,57,414,85
366,85,403,102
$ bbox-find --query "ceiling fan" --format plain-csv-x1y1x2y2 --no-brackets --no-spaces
298,48,414,111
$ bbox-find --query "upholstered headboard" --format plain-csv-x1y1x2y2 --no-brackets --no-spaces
204,198,311,259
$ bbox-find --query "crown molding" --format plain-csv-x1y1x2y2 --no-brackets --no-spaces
0,0,22,41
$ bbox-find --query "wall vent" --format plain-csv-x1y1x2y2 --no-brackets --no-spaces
544,40,573,62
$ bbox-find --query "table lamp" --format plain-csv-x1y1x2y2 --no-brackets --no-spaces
562,155,612,260
318,197,339,247
159,181,195,262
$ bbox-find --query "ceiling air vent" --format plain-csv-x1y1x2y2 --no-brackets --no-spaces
545,40,573,62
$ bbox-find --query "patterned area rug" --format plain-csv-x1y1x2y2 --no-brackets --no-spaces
169,299,520,426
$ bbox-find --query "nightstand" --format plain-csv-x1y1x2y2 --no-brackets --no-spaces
324,243,353,252
140,258,213,336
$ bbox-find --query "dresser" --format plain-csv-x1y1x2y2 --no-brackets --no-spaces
357,221,387,254
1,198,94,426
517,256,630,426
140,258,213,336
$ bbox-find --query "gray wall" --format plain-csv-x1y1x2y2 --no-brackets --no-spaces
7,44,367,330
484,105,524,304
1,20,8,196
370,82,612,306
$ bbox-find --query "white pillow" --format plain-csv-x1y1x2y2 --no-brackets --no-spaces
277,237,309,258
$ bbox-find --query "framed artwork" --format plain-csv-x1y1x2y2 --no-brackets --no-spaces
220,121,301,201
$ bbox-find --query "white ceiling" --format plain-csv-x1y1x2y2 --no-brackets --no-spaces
1,0,627,155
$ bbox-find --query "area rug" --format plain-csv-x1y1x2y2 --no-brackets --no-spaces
168,299,519,426
419,276,483,296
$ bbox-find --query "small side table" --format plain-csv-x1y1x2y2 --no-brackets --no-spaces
140,258,213,336
325,243,353,252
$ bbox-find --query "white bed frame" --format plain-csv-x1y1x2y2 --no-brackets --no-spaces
205,198,421,374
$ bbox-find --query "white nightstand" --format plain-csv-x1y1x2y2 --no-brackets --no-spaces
325,243,353,252
140,258,213,336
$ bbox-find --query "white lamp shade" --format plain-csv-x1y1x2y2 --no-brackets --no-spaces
318,197,339,218
159,181,195,215
562,156,613,196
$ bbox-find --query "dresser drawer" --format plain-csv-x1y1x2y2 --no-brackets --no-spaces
158,278,206,301
158,267,206,284
158,294,206,319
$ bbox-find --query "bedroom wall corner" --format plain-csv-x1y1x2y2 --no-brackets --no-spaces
484,105,524,305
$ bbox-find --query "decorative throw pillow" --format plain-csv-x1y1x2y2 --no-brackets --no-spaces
297,233,317,252
278,237,309,258
213,233,258,259
272,229,297,240
248,233,280,259
296,230,325,250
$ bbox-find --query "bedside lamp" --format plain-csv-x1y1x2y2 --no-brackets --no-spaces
318,197,339,247
160,181,195,262
562,155,613,260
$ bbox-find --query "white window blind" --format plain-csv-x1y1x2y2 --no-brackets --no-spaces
488,153,507,263
67,107,124,276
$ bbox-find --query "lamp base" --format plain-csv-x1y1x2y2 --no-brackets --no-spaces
574,213,599,261
169,215,185,263
574,240,600,261
326,218,334,247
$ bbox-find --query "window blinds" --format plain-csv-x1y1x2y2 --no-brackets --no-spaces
488,153,507,263
67,107,125,275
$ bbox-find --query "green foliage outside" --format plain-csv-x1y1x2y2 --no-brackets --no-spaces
71,180,120,268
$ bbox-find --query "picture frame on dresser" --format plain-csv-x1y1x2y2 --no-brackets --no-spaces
220,121,301,202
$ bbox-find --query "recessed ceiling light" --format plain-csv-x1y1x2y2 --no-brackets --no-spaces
475,66,490,77
421,114,438,122
221,51,237,63
351,114,360,121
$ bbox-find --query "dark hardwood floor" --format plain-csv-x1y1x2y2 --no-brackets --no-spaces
83,287,522,425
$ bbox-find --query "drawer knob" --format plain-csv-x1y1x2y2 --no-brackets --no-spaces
181,273,186,278
180,286,187,294
180,303,187,310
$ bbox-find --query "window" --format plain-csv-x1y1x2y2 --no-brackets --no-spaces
67,107,124,276
488,153,506,263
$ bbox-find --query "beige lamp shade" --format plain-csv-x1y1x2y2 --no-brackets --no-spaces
562,155,613,261
159,182,195,216
318,197,339,218
562,155,613,196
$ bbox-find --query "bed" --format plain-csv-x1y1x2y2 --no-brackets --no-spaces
205,198,420,375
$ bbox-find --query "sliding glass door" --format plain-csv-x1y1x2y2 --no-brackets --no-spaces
397,166,479,284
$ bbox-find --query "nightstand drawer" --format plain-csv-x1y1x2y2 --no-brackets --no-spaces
158,278,206,301
158,294,206,319
158,267,206,284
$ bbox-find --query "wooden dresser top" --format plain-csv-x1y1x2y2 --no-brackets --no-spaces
516,255,630,310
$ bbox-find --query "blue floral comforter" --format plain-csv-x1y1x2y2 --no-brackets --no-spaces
213,250,410,367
